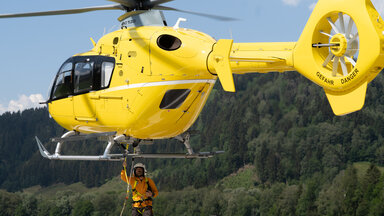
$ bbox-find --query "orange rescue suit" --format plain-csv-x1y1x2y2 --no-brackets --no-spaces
121,170,159,208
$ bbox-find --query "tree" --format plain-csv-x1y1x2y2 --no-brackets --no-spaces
356,164,381,216
0,190,22,216
37,200,54,216
296,176,320,216
341,165,360,216
276,185,301,216
14,194,38,216
368,173,384,216
71,200,94,216
93,193,117,216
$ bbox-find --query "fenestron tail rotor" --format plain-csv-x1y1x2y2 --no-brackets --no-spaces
294,0,384,116
0,0,234,22
313,12,360,78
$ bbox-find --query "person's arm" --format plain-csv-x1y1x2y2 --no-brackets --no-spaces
121,161,134,184
121,167,134,184
121,169,129,183
148,178,159,198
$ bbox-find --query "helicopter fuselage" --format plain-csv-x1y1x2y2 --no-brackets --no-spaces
3,0,384,161
48,0,384,140
48,26,217,139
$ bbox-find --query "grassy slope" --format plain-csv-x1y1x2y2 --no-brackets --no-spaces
354,162,384,179
21,162,383,200
22,175,126,200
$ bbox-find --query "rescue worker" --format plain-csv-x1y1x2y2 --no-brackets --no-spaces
121,162,158,216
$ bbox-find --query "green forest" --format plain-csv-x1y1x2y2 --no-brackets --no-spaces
1,71,384,215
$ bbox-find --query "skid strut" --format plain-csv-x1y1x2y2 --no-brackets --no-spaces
36,132,125,161
35,131,224,161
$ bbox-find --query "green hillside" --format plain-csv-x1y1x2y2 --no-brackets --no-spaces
1,162,382,215
1,72,384,215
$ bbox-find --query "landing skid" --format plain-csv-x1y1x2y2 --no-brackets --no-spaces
35,131,224,161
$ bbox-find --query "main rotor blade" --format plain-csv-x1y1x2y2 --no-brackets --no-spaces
146,0,175,8
118,10,147,21
0,4,124,19
154,6,237,21
107,0,137,8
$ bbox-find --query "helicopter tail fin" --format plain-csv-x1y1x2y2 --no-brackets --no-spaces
209,39,236,92
293,0,384,115
324,82,368,115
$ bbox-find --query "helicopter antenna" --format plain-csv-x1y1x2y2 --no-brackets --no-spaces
108,24,118,33
229,28,233,40
173,18,187,30
379,2,384,19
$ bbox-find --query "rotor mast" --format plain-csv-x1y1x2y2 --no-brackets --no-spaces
119,10,167,28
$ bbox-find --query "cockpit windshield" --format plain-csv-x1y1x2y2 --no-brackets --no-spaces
51,62,73,100
49,56,115,101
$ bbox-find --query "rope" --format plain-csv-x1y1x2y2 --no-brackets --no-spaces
120,146,135,216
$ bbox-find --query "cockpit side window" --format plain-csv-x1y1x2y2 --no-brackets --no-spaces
51,62,73,100
74,62,94,93
101,62,114,88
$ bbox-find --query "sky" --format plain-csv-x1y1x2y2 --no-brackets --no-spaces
0,0,383,114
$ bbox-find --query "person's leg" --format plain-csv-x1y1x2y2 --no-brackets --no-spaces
142,206,153,216
132,207,142,216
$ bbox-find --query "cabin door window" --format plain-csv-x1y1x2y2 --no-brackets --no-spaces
74,62,94,93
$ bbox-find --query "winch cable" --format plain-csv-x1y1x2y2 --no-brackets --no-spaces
120,145,136,216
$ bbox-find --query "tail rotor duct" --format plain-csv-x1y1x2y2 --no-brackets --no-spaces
316,12,359,78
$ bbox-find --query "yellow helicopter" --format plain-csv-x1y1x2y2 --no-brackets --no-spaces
1,0,384,161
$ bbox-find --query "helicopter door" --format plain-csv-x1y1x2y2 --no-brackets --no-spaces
73,61,97,121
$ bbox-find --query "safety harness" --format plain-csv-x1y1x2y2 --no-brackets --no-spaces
132,177,153,205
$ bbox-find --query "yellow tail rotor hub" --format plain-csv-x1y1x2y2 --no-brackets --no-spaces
330,33,347,57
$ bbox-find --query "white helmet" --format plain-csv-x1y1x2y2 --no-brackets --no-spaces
134,163,147,173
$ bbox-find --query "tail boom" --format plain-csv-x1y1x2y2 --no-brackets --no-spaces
208,0,384,115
